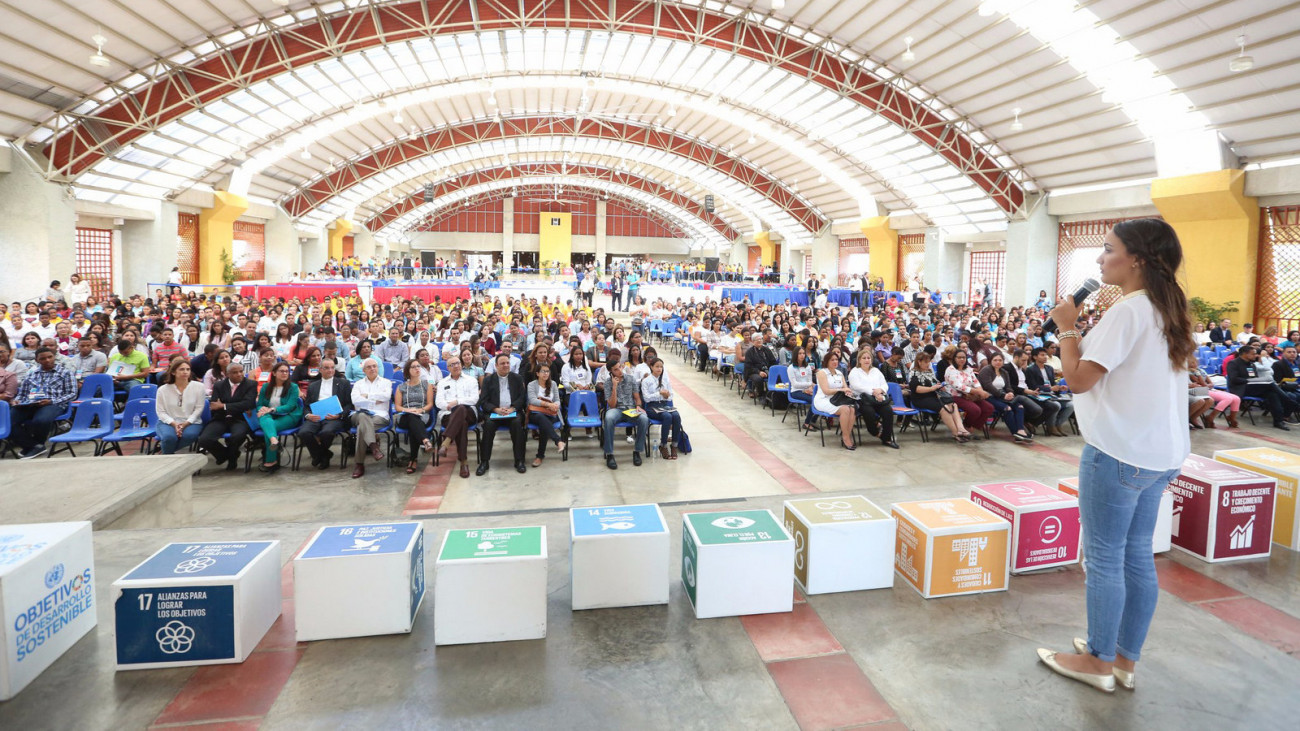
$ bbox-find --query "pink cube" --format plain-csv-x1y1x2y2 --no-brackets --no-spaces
1170,454,1276,563
970,481,1080,573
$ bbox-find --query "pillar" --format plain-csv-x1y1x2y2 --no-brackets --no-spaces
503,197,516,268
353,225,377,263
1151,169,1259,321
264,208,296,283
198,191,249,284
121,200,179,296
811,230,838,281
924,227,963,295
327,218,352,260
0,146,76,301
861,216,898,290
1004,197,1058,307
755,230,775,267
594,200,608,267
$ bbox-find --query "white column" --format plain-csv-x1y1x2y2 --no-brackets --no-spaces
811,231,838,281
923,227,963,296
263,208,296,283
502,197,516,269
594,200,607,267
0,147,76,301
1004,199,1058,307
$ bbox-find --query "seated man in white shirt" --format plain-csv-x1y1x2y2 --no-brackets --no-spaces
435,357,480,479
348,357,393,479
68,337,108,379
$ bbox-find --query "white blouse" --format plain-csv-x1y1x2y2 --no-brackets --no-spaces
847,366,887,397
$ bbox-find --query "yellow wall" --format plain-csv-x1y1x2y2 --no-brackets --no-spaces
539,211,572,265
328,218,353,260
1151,169,1259,321
755,230,775,267
198,191,248,284
861,216,898,290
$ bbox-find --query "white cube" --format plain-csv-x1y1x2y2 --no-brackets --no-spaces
681,510,794,619
294,522,426,641
113,541,281,670
1058,477,1174,554
570,504,669,610
783,497,896,595
434,527,547,645
1,522,97,701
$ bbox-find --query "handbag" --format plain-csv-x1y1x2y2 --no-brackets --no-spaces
675,429,693,454
830,392,857,408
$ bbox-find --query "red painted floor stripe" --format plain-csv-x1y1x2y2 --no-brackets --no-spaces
672,377,819,494
740,603,844,662
1154,557,1245,604
1230,428,1300,448
151,539,310,729
402,459,454,516
1200,596,1300,655
767,654,900,730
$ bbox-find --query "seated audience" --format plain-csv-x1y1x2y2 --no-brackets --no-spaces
641,357,682,459
9,347,77,458
156,358,205,455
599,359,649,469
526,362,566,466
477,352,528,475
394,359,435,474
196,361,258,470
349,357,393,478
299,357,353,469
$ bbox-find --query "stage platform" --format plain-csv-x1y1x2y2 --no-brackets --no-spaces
1,454,205,530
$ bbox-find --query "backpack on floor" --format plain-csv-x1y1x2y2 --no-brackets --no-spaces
675,429,692,454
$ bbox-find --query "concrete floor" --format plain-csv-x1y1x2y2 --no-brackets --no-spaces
4,334,1300,730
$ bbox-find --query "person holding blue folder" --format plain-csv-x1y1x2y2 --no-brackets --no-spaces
300,357,353,469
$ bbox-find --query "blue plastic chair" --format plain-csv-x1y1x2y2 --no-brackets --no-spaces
116,383,159,423
0,400,17,459
98,398,159,456
47,398,115,458
764,365,790,415
784,383,813,424
55,373,116,422
888,382,926,442
341,387,395,469
244,399,305,470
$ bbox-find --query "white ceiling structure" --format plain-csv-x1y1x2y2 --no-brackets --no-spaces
0,0,1295,246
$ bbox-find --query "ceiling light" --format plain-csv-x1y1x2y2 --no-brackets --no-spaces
300,148,312,160
392,112,403,124
487,93,497,106
1230,31,1255,73
1010,107,1024,132
748,134,757,144
901,37,915,63
88,32,110,68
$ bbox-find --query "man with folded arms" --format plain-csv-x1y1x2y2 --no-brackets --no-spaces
299,357,353,469
196,361,258,471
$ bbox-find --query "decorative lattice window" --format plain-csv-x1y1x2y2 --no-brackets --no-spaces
1057,218,1155,310
232,220,265,281
176,213,200,285
837,236,868,285
1257,205,1300,336
968,251,1005,306
74,227,113,301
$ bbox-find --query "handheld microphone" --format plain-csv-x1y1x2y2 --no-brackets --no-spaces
1043,278,1100,333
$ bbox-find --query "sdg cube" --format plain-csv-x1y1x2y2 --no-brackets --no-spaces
294,522,426,641
783,496,895,594
570,504,669,610
1215,447,1300,550
434,526,546,645
970,481,1080,573
1170,454,1275,562
681,510,793,619
113,541,281,670
1,522,96,701
892,499,1010,598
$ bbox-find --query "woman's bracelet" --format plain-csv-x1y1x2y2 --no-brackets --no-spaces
1057,330,1081,341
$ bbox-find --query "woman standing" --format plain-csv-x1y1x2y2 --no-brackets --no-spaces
255,363,302,473
1036,219,1193,693
641,358,682,459
394,359,434,474
156,359,205,454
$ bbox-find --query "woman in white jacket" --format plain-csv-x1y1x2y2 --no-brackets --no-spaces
847,349,898,449
156,359,206,454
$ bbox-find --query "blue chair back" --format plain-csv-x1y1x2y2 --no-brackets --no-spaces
887,382,916,411
77,373,114,401
567,390,601,423
0,400,10,440
768,365,788,389
383,362,399,380
68,398,114,432
201,400,212,424
126,383,158,402
116,399,158,433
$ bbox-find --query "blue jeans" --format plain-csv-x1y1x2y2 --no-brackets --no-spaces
158,423,203,454
602,408,648,455
1077,444,1180,663
988,397,1025,434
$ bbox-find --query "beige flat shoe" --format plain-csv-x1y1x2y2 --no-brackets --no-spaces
1073,638,1135,690
1037,648,1115,693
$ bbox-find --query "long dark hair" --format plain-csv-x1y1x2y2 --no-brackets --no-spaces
1112,219,1194,369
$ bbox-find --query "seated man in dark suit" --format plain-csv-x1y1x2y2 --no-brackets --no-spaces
1209,318,1233,344
476,352,528,475
1024,346,1074,436
299,357,354,469
196,361,258,471
743,332,778,398
1228,345,1294,430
